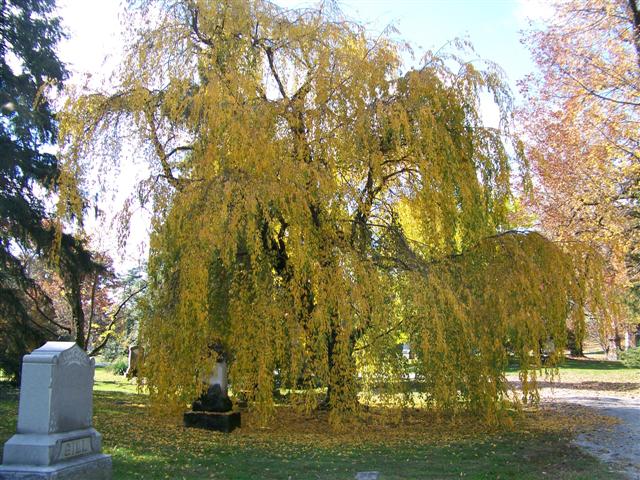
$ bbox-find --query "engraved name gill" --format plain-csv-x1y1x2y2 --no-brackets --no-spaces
60,437,92,460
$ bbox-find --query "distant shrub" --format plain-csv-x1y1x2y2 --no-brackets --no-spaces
620,347,640,368
101,338,126,363
111,357,128,376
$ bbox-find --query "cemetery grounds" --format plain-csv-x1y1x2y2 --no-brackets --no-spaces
1,355,639,479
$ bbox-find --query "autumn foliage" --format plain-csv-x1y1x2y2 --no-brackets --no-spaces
60,0,605,425
520,0,640,354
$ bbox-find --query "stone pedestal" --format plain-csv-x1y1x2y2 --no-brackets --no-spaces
0,342,112,479
183,411,241,433
0,453,111,480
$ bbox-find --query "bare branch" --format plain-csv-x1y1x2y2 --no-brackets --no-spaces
88,283,148,357
263,44,288,99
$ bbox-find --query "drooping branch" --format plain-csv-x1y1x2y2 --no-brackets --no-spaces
353,318,406,352
88,283,148,357
22,287,71,333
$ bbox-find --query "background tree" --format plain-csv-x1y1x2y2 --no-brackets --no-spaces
86,265,147,359
23,252,147,357
519,0,640,357
0,0,102,381
62,0,600,425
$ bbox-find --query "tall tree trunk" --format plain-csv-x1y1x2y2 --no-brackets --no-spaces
64,272,86,349
628,0,640,67
323,326,359,415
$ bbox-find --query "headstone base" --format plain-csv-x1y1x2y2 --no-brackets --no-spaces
2,428,103,466
183,411,241,432
0,453,111,480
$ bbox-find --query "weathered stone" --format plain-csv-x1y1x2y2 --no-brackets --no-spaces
0,342,112,480
0,454,111,480
184,359,240,432
125,345,139,379
191,384,232,413
183,411,241,433
355,472,380,480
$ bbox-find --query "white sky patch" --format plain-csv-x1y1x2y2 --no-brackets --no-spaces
479,92,502,130
56,0,150,274
514,0,555,27
57,0,124,85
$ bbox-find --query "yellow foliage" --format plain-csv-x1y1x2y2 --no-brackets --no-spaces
59,0,607,426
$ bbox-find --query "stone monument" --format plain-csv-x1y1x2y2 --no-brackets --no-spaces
183,359,241,433
0,342,112,479
355,472,380,480
125,345,139,379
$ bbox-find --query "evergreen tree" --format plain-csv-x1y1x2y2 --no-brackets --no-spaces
0,0,100,382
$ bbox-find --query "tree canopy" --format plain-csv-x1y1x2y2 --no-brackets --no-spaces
61,0,602,425
520,0,640,354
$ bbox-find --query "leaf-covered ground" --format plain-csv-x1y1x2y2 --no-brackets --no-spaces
0,364,632,480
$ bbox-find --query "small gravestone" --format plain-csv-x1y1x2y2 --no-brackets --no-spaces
0,342,112,479
125,345,139,379
606,336,619,360
355,472,380,480
184,359,241,433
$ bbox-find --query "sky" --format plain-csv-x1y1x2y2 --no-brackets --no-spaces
57,0,550,93
54,0,550,273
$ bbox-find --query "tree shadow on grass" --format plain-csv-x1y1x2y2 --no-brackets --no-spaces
506,357,630,374
0,380,625,479
561,358,628,371
0,381,18,400
0,383,18,464
523,381,640,392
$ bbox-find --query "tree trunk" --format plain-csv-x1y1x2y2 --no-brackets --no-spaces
628,0,640,67
322,326,359,415
64,273,87,350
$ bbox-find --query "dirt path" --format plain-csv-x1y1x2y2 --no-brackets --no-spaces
539,387,640,479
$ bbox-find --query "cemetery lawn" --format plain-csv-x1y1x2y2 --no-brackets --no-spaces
506,356,640,393
0,364,634,480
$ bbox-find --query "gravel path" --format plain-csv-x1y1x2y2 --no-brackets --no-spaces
539,388,640,479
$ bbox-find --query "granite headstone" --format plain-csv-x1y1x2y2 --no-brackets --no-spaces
0,342,112,479
355,472,380,480
125,345,139,379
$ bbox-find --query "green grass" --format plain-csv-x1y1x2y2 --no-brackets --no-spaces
0,366,627,479
559,357,634,372
93,367,141,395
507,356,640,381
549,357,640,394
